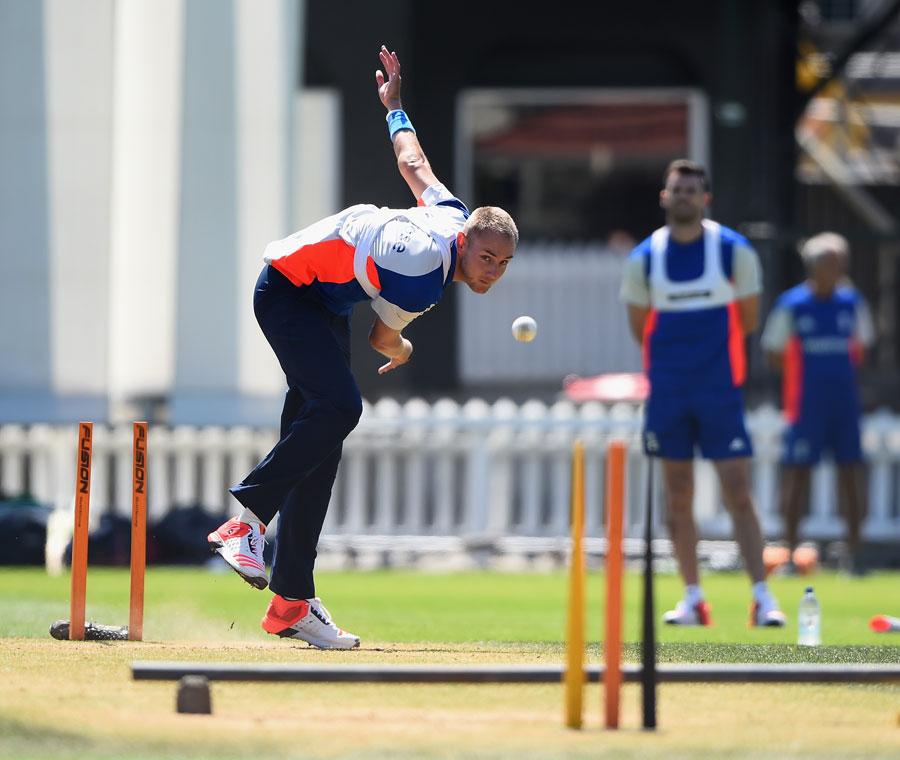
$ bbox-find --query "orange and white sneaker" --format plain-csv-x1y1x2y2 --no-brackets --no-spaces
662,599,713,626
749,596,787,627
262,595,360,650
207,517,269,590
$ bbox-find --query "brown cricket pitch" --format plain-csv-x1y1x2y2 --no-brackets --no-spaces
1,639,898,760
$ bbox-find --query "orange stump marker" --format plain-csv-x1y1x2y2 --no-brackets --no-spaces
59,421,148,643
564,439,586,728
70,422,93,641
604,440,626,728
129,422,148,641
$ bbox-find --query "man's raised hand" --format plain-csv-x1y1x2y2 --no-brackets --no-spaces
375,45,403,111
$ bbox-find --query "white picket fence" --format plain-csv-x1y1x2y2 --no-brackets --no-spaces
2,400,900,566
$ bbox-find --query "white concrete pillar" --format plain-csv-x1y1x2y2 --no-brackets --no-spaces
169,0,301,425
0,0,52,420
234,0,300,402
107,0,185,420
294,89,341,229
44,0,114,420
169,0,240,422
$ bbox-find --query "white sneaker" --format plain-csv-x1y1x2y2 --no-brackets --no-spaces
662,599,713,626
262,595,360,650
750,595,787,627
207,517,269,589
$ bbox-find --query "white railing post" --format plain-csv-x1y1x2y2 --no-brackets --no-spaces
749,404,783,537
863,409,899,539
485,399,517,535
89,424,110,519
0,424,27,497
341,432,369,535
517,399,548,535
578,402,607,539
548,400,577,537
400,398,430,534
431,398,461,535
112,423,134,519
28,425,55,506
199,426,227,513
171,426,198,507
148,426,171,521
372,398,401,535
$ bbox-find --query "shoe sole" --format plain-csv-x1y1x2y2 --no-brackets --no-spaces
270,626,360,649
208,537,269,590
662,620,710,627
749,606,787,628
663,605,712,627
754,619,787,628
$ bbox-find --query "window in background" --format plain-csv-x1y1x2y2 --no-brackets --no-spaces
455,89,710,244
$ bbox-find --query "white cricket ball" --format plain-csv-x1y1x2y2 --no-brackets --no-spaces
511,315,538,342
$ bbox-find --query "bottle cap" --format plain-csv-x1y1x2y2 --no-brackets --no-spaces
805,586,813,593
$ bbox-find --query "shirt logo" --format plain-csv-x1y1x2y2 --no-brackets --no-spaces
667,289,712,301
802,336,849,354
796,315,816,334
308,604,330,626
837,310,854,334
728,437,746,452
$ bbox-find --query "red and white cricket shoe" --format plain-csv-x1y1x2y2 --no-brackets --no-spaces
749,596,787,627
207,517,269,590
262,595,360,649
662,599,713,626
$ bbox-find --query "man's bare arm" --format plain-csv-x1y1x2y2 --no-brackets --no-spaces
737,294,759,334
375,45,440,200
369,316,413,375
391,131,440,201
627,303,649,345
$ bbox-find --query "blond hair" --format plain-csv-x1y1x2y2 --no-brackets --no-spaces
800,232,849,268
463,206,519,247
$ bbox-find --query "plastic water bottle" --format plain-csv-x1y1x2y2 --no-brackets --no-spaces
797,587,821,646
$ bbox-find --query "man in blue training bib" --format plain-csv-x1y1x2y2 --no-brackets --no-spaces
761,232,874,574
620,160,785,627
207,46,518,648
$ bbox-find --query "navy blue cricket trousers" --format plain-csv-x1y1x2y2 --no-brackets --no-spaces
229,265,362,599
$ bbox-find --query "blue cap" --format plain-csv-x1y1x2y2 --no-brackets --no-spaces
805,586,813,593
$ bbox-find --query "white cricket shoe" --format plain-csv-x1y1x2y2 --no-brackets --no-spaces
750,595,787,627
262,594,360,650
662,599,713,626
207,517,269,589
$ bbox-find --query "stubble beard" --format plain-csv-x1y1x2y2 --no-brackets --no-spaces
669,206,703,226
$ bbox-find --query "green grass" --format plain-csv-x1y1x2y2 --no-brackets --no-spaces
2,565,899,651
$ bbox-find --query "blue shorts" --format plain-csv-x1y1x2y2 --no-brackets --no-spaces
643,389,753,460
782,398,862,465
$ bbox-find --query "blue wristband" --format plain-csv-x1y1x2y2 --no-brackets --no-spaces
386,109,415,140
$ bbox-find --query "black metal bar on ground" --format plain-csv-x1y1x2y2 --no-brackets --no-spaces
131,662,900,684
641,458,656,729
